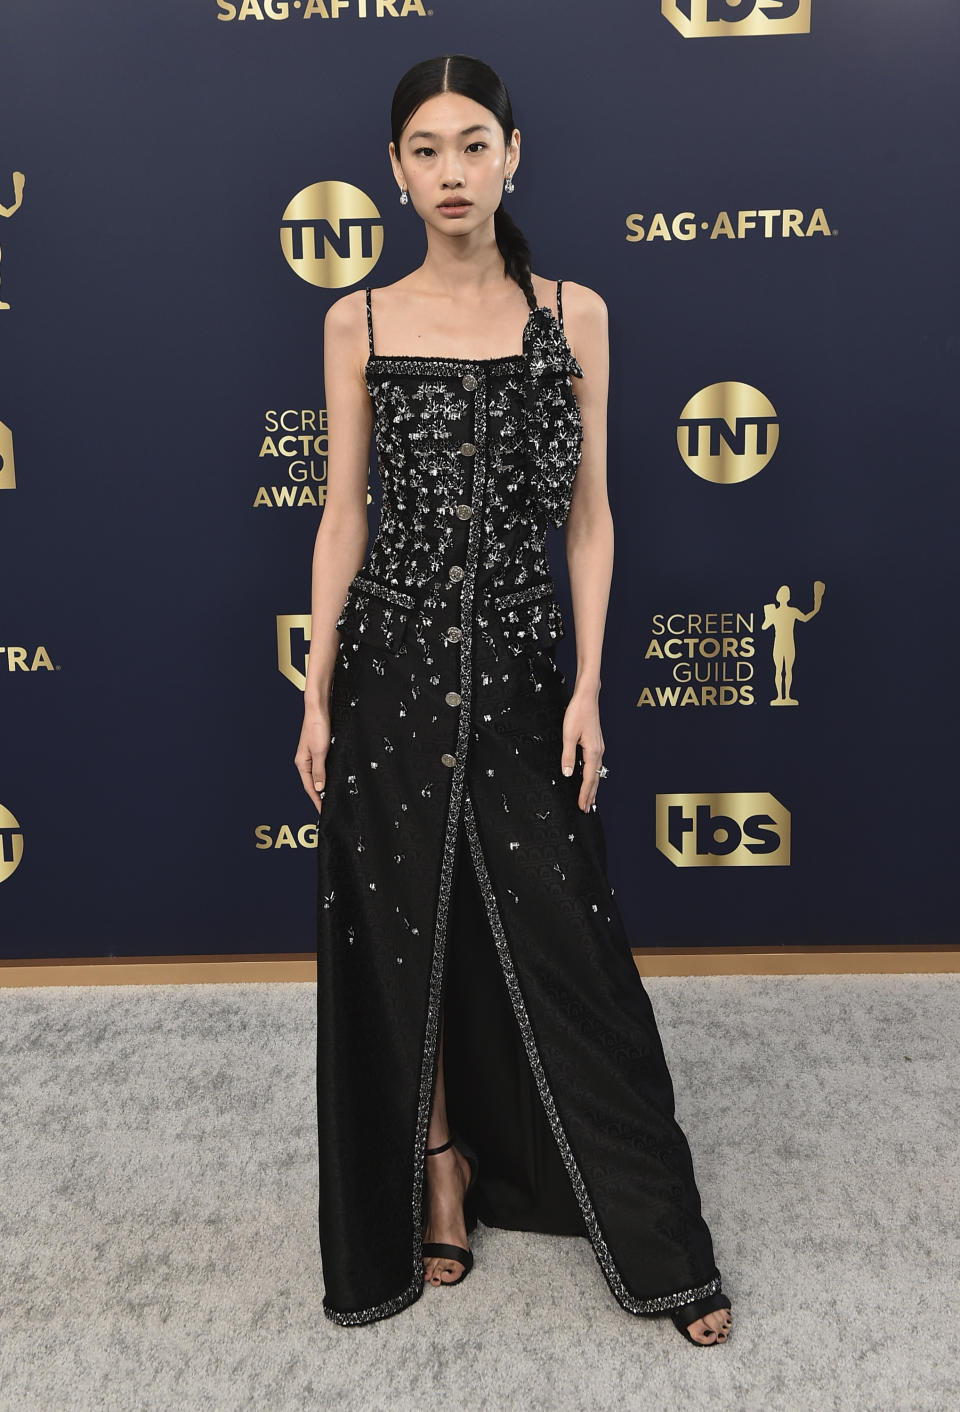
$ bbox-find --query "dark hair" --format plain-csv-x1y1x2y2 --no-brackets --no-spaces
390,54,537,310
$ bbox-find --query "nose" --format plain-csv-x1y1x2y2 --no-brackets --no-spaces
440,159,465,189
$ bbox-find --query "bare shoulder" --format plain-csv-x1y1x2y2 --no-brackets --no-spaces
324,288,367,341
558,280,608,330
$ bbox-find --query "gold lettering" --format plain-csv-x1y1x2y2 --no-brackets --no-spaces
710,211,735,240
644,638,665,660
303,0,329,15
673,212,696,241
806,207,831,237
737,210,757,238
757,209,779,237
625,213,645,243
254,825,272,849
782,209,804,237
217,1,238,18
646,212,671,242
238,0,265,18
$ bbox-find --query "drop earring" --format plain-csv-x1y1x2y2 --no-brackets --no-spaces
399,187,409,206
504,170,515,194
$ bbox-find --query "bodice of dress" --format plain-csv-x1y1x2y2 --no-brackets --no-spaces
335,284,584,668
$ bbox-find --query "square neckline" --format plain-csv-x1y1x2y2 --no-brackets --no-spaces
363,283,566,372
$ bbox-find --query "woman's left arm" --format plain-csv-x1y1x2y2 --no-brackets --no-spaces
560,281,613,813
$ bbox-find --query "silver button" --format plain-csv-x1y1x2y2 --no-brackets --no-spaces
446,626,462,642
441,753,457,768
445,691,462,706
462,374,477,391
459,442,476,456
448,565,464,581
456,504,473,520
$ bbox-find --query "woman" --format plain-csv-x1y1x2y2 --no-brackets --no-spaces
295,54,733,1346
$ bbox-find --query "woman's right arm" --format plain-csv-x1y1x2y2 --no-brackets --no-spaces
294,291,373,811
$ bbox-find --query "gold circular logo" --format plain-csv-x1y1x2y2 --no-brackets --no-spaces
0,802,24,883
677,382,779,484
280,181,383,289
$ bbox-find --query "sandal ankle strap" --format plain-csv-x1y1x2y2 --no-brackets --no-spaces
426,1137,454,1156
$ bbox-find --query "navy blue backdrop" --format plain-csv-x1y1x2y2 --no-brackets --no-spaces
1,0,956,957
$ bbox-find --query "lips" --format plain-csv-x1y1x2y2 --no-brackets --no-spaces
438,198,472,209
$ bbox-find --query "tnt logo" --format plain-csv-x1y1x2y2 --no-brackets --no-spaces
277,613,311,690
662,0,811,38
656,792,790,867
0,803,24,882
280,181,383,289
677,382,779,484
0,420,15,490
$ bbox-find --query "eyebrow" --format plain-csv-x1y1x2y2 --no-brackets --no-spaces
406,124,492,142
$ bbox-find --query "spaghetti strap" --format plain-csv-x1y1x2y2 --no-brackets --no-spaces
556,279,564,331
365,287,375,356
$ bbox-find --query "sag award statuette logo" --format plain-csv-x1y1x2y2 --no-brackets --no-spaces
0,420,15,490
677,383,779,484
0,803,24,882
763,581,824,705
1,170,25,311
280,181,383,289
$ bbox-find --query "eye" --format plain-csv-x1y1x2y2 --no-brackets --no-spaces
413,146,436,158
466,142,487,153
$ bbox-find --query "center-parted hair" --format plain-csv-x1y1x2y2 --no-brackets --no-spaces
390,55,537,310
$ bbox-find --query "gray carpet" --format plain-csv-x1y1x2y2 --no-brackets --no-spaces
1,974,957,1412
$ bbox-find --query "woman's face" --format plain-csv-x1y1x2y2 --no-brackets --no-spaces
390,91,519,237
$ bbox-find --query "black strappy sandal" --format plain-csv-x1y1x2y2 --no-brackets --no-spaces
421,1134,479,1288
669,1288,733,1345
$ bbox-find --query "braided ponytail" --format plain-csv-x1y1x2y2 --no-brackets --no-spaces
391,55,538,309
494,205,537,310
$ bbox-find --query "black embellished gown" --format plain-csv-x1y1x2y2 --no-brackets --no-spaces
315,281,723,1326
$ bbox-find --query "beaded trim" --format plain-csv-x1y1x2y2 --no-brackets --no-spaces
365,352,526,380
460,789,721,1318
350,573,416,610
497,582,555,610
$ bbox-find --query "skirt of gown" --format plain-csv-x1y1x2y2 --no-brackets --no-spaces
315,626,723,1325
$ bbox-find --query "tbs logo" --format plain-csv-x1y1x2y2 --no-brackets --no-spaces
656,793,790,867
662,1,811,39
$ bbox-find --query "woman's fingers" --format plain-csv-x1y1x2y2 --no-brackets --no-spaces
579,743,603,812
561,732,605,813
295,719,330,812
295,748,325,811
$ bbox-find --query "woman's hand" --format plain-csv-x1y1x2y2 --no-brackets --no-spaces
561,687,605,812
295,707,332,813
